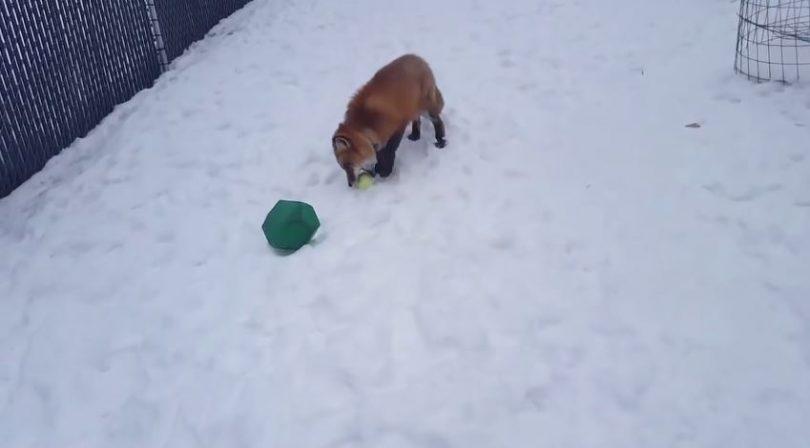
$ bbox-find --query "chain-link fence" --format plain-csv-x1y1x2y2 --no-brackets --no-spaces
1,0,252,198
153,0,250,65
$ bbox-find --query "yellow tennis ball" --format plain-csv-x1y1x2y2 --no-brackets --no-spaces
356,172,374,190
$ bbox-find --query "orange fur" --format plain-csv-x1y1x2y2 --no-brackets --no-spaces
333,54,444,186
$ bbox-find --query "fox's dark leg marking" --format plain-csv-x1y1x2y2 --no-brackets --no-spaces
375,128,405,177
407,118,421,141
430,113,446,148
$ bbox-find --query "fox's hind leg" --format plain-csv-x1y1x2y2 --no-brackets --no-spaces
407,118,421,141
375,128,405,177
427,87,447,148
430,113,446,148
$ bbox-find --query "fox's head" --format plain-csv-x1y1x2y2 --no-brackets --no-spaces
332,124,378,187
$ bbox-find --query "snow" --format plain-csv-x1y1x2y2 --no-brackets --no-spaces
2,0,810,446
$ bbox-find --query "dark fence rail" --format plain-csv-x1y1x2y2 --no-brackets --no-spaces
1,0,252,198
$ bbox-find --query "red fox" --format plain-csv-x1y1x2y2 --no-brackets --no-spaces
332,54,447,187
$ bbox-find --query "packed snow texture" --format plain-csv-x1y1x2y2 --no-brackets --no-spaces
2,0,810,446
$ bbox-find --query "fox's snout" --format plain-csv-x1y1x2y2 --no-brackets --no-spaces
345,167,356,187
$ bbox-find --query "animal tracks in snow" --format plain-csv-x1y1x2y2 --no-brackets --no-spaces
703,182,783,203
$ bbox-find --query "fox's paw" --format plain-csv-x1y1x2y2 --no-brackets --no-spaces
435,139,447,148
375,164,393,178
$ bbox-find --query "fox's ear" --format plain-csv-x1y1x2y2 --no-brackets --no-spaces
333,136,350,153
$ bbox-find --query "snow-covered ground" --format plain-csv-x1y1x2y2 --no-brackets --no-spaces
2,0,810,446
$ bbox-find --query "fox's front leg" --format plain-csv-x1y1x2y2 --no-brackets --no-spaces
375,128,405,177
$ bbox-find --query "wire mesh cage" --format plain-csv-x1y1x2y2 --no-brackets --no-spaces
735,0,810,82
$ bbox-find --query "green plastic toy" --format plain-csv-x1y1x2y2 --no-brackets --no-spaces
262,200,320,252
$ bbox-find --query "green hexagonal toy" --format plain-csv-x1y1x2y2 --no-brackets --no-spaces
262,200,320,252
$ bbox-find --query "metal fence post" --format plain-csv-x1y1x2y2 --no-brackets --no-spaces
145,0,170,72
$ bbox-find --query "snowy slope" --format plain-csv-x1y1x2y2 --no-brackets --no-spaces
2,0,810,446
